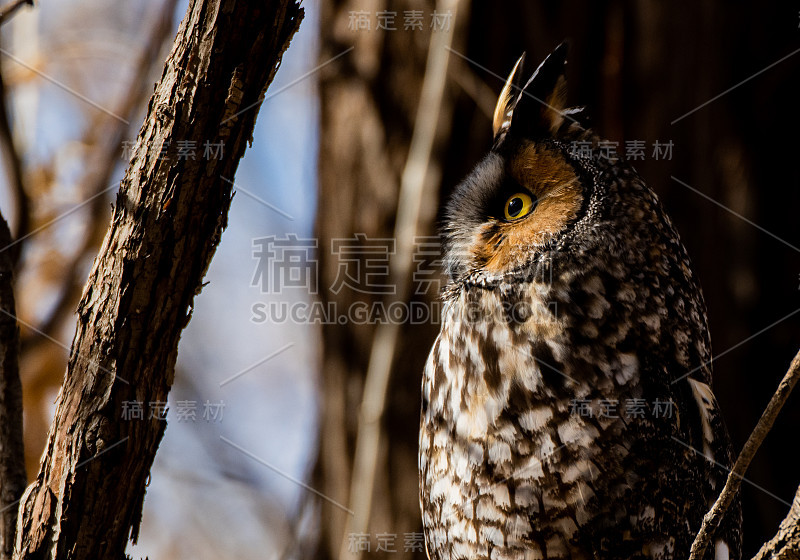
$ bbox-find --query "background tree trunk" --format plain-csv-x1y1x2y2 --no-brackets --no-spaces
314,1,464,558
10,1,303,557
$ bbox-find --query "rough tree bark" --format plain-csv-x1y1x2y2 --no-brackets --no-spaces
754,486,800,560
10,1,303,558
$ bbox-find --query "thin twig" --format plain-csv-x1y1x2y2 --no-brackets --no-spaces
0,52,29,266
688,348,800,560
0,0,32,26
337,1,461,558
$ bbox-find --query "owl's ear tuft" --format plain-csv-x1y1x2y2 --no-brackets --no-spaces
492,53,526,141
497,42,569,144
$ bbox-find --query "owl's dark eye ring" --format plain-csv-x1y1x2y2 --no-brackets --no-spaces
503,192,536,221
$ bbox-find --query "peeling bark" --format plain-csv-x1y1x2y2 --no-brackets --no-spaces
12,1,303,558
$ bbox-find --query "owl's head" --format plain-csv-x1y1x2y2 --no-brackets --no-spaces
443,44,603,283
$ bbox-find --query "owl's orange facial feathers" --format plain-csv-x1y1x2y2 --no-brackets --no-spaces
473,141,583,274
442,43,588,282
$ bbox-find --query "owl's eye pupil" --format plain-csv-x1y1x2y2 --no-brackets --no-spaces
503,192,535,221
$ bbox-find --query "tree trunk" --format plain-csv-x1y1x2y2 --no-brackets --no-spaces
11,1,303,558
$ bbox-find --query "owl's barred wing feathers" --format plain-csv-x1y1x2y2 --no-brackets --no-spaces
419,43,741,560
687,377,742,560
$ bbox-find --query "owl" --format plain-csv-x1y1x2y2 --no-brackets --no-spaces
418,43,741,560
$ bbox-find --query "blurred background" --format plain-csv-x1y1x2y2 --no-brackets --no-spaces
0,0,798,559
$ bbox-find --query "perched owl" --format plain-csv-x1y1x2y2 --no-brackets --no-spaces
418,44,741,560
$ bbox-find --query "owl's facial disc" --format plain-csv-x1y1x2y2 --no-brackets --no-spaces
476,142,583,274
443,45,587,281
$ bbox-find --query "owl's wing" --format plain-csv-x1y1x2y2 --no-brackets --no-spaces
687,378,723,463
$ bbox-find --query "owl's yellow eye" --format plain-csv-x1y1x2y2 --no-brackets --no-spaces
503,192,536,221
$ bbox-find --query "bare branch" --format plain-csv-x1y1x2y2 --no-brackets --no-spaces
12,0,303,557
689,348,800,560
0,211,24,560
0,55,30,265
